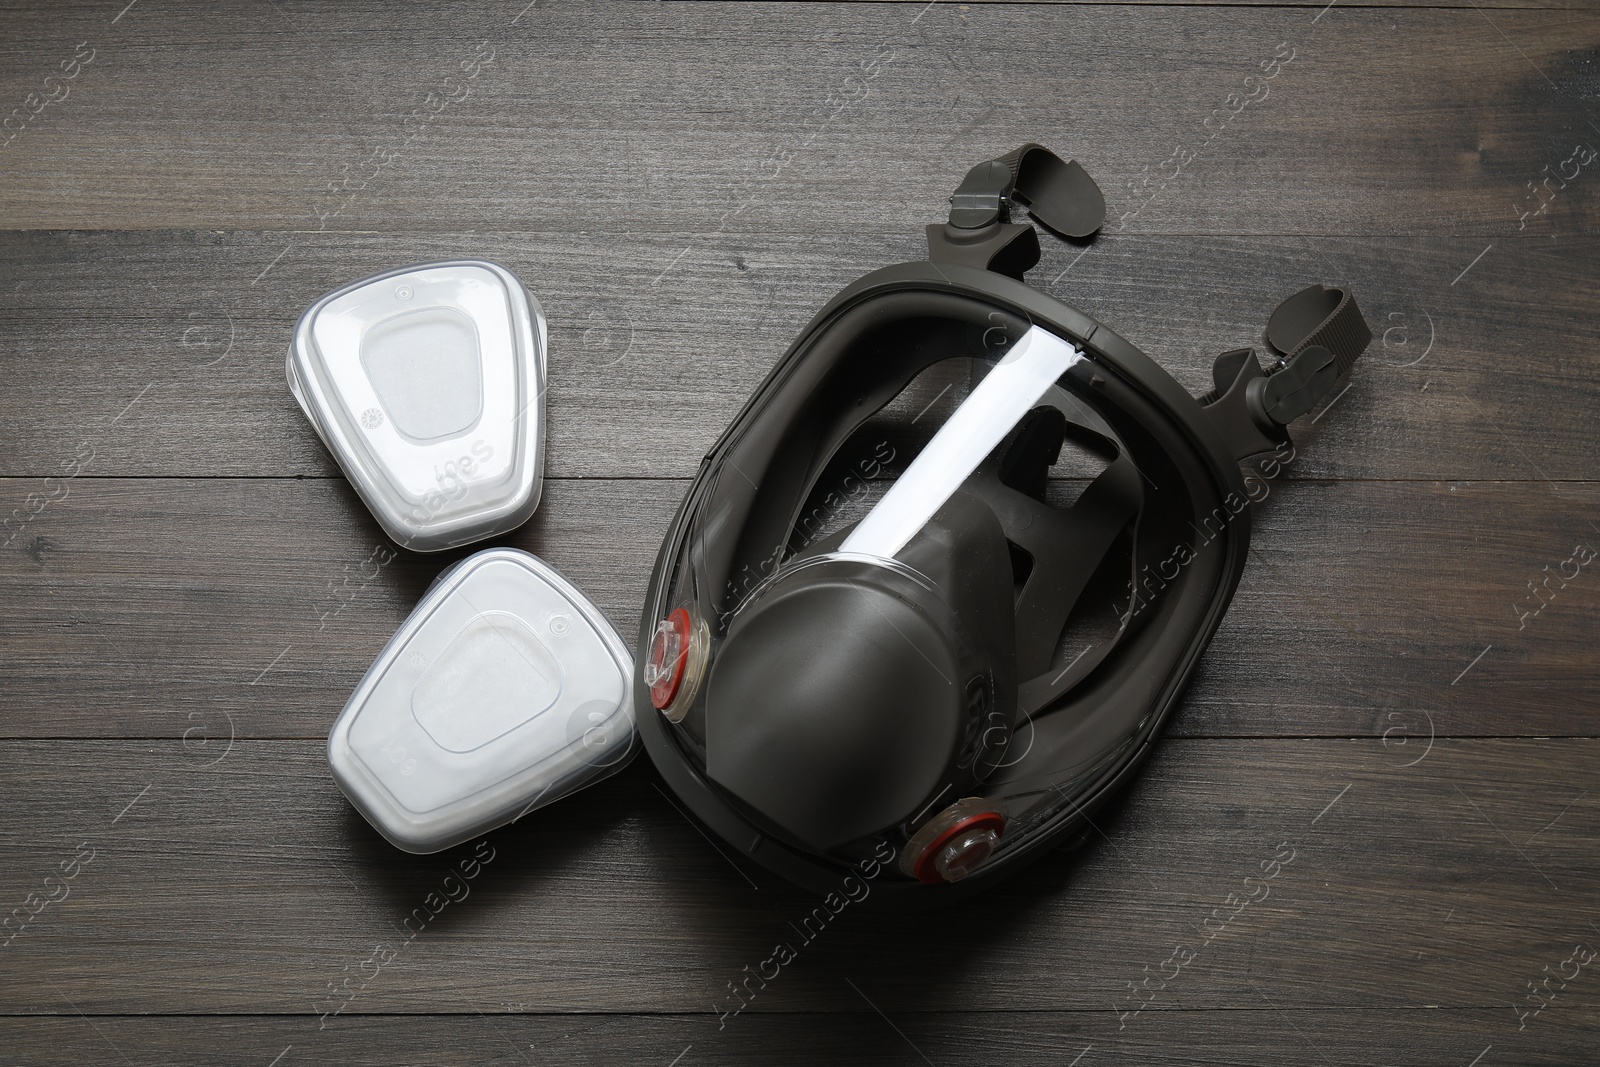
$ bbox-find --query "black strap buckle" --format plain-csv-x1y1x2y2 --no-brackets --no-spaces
947,160,1013,230
928,144,1106,279
1201,285,1373,459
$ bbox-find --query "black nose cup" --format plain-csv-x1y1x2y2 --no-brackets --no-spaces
704,492,1015,854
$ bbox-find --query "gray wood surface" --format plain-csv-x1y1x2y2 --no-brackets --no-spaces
0,4,1594,234
2,478,1597,738
2,1011,1589,1067
2,0,1597,1065
1,231,1597,480
2,739,1593,1014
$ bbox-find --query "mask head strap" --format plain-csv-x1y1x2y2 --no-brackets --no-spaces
927,144,1106,279
926,145,1374,460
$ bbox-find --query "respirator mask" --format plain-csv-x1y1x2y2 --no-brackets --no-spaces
636,144,1371,900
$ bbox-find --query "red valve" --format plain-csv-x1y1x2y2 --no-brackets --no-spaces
911,810,1005,884
645,608,692,710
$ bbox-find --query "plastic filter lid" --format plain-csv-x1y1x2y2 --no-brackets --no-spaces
328,548,637,853
288,260,547,552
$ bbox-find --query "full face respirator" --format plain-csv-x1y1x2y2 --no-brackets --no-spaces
635,144,1371,901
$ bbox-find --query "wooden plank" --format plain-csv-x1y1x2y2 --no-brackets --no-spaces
0,2,1592,1060
0,230,1595,481
0,5,1595,234
0,1009,1586,1067
0,477,668,739
883,0,1576,5
1189,477,1600,740
2,477,1596,739
0,737,1594,1021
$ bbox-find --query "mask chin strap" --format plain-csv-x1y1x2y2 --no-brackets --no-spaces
928,143,1374,460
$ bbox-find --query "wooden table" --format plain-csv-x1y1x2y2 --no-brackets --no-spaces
3,1,1597,1063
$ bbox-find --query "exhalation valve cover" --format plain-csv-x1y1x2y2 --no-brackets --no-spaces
635,145,1369,901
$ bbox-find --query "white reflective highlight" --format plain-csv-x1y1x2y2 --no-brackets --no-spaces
840,325,1083,559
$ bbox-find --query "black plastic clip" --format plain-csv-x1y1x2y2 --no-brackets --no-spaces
927,145,1106,280
1200,285,1372,460
927,160,1039,279
948,159,1014,230
1199,347,1289,461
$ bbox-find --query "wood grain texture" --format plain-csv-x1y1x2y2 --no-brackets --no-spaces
0,1010,1588,1067
1,230,1595,480
1,477,1598,740
0,738,1594,1024
0,4,1595,235
2,0,1597,1061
